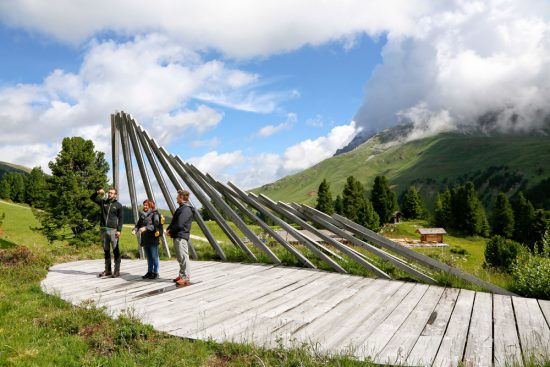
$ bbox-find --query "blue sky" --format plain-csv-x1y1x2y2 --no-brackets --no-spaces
1,1,549,202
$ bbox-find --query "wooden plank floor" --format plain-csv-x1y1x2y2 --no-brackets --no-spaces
41,259,550,366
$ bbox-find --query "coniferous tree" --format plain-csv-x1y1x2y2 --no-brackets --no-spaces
434,188,452,227
401,186,424,219
333,194,343,215
315,179,334,215
342,176,364,223
512,192,535,245
453,182,488,236
36,137,109,245
25,167,48,208
490,192,515,238
0,176,10,200
370,175,397,225
530,209,549,253
358,198,380,231
0,172,26,202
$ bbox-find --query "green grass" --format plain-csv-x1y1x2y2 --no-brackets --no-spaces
0,200,376,366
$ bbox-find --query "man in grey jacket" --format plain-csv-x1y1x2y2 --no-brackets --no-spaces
91,187,123,278
166,189,193,286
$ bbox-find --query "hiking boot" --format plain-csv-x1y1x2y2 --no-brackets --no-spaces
111,271,120,278
175,278,191,287
98,270,112,277
142,272,152,279
150,272,159,279
173,275,182,283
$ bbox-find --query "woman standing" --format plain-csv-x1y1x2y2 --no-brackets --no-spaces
132,199,161,279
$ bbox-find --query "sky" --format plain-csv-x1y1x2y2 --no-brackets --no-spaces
1,0,550,205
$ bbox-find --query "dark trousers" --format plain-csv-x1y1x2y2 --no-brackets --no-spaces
101,228,121,272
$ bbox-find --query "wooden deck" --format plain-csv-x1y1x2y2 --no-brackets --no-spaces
41,259,550,366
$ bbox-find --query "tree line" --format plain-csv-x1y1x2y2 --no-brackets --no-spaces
315,176,549,250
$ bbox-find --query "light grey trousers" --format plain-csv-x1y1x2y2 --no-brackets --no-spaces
173,237,191,280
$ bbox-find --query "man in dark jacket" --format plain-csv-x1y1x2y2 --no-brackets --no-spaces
166,189,193,286
91,187,123,277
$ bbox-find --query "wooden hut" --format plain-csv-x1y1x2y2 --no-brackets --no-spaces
416,228,447,243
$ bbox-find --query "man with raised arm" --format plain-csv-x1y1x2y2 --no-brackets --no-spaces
91,187,123,278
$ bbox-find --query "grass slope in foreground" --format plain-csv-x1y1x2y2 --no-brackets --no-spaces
0,200,373,366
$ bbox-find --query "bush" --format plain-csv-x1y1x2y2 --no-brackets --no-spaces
484,236,520,270
511,255,550,299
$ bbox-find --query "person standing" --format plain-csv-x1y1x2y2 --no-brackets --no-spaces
132,199,161,279
91,187,123,277
166,189,193,286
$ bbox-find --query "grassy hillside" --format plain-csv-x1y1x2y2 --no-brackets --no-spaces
254,131,550,210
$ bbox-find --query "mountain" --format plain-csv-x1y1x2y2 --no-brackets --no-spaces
254,126,550,211
0,161,31,179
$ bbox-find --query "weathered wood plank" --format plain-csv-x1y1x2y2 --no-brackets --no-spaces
493,294,521,367
513,296,550,363
360,284,429,359
405,287,460,366
432,289,475,367
463,292,492,367
376,286,445,365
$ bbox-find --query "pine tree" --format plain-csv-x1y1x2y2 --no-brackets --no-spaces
401,186,424,219
36,137,109,245
358,198,380,231
452,182,488,236
512,192,535,245
315,179,334,215
530,209,549,253
490,192,514,238
333,194,343,215
342,176,365,223
0,175,10,200
370,175,397,225
434,188,452,228
25,167,48,208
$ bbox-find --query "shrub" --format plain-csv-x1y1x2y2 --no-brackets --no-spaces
484,236,520,270
511,255,550,299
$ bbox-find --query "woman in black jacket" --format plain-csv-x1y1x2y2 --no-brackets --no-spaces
132,199,161,279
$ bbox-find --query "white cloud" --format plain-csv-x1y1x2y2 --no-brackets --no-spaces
186,122,357,190
354,0,550,136
0,34,287,168
0,0,434,58
190,137,221,149
256,113,297,137
281,122,356,172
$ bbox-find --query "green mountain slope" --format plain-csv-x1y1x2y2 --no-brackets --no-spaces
254,130,550,210
0,161,30,179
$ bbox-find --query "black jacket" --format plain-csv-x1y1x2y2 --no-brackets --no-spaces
90,192,123,231
134,210,160,247
167,203,194,240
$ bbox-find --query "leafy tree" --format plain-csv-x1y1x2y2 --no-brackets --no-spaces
484,235,521,270
401,186,424,219
333,194,343,215
490,192,514,238
512,192,535,245
433,188,452,228
25,167,48,208
370,175,398,225
315,179,334,215
36,137,109,245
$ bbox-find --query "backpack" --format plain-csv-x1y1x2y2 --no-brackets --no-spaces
154,210,164,238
